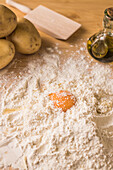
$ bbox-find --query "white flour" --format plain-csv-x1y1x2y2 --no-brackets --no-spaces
0,41,113,169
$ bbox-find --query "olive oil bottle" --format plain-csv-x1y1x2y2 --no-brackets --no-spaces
87,7,113,62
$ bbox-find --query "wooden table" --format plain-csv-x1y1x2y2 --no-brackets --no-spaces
0,0,113,169
0,0,113,58
1,0,113,39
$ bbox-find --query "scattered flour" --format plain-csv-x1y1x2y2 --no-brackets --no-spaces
0,41,113,169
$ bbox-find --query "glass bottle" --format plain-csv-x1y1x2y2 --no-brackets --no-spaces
87,7,113,62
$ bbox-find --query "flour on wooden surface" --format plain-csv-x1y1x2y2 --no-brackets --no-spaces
0,41,113,169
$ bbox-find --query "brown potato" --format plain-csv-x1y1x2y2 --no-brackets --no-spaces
0,5,17,38
0,39,15,69
8,18,41,54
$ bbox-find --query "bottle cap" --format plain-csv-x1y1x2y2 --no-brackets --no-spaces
105,7,113,20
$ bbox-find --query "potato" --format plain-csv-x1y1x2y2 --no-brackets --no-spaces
0,5,17,38
8,18,41,54
0,39,15,69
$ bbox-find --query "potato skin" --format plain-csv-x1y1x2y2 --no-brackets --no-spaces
8,18,41,54
0,5,17,38
0,39,15,69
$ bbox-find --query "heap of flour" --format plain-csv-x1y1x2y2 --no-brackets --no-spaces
0,41,113,169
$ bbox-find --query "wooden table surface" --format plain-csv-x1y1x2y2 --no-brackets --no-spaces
1,0,113,40
0,0,113,169
0,0,113,59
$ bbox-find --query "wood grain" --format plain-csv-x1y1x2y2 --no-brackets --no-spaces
0,0,113,169
1,0,112,39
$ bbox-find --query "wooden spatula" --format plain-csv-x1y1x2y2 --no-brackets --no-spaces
6,1,81,40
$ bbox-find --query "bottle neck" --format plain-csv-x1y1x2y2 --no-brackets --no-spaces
103,8,113,36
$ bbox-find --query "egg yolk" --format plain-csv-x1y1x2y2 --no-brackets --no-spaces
49,90,76,112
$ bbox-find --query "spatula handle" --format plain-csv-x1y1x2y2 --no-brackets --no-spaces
6,0,31,14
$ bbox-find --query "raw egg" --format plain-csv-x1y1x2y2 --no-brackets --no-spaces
49,90,76,112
